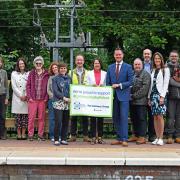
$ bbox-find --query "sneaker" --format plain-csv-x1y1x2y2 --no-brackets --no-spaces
54,141,60,146
38,136,45,141
166,137,174,144
61,140,68,145
152,138,158,145
51,138,55,142
157,139,164,146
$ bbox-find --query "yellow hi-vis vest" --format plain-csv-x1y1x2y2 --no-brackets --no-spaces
69,68,88,85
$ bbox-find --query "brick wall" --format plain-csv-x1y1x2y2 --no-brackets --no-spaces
0,165,179,180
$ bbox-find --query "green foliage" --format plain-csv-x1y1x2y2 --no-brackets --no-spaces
0,50,18,72
0,0,179,70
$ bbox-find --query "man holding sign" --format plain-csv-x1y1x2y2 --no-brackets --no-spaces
68,54,90,142
106,48,133,147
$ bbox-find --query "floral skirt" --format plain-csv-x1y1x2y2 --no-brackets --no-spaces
14,114,28,128
150,93,167,116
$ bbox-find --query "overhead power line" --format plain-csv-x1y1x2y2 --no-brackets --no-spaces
0,8,180,13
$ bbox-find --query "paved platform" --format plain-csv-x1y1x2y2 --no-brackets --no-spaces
0,139,180,166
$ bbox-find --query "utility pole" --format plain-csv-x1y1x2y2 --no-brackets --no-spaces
34,0,86,70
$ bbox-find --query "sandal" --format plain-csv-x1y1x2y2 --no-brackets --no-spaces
90,137,96,145
21,135,27,140
98,137,106,144
17,135,22,140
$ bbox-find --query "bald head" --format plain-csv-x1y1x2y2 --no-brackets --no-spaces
143,49,152,63
133,58,143,72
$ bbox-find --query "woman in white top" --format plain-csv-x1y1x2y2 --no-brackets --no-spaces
11,58,29,140
87,58,106,144
148,52,170,146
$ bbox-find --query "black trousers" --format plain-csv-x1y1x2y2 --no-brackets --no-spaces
147,105,155,138
0,94,6,138
90,117,103,138
70,116,89,136
166,99,180,138
130,105,147,137
54,109,69,141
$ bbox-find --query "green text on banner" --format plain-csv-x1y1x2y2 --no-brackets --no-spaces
70,85,113,117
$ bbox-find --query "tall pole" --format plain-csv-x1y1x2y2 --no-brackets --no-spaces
53,0,59,61
70,0,75,77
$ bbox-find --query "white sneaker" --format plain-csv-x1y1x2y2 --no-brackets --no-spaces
51,138,54,142
61,140,68,145
156,139,164,146
152,138,159,145
54,141,60,146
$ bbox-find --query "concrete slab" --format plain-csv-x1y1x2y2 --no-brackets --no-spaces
0,157,6,165
125,158,180,166
125,151,180,166
7,151,66,165
0,151,12,165
66,157,125,165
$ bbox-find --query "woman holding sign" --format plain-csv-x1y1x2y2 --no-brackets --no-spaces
87,58,106,144
52,63,71,146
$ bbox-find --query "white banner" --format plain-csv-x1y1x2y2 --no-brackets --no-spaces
70,85,113,117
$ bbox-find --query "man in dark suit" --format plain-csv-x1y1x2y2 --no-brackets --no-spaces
106,48,133,146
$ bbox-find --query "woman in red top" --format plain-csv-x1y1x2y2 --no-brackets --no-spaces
86,59,107,144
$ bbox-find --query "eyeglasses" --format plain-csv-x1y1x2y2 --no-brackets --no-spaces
36,63,42,65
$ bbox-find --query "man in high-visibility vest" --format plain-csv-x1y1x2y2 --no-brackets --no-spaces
68,54,90,142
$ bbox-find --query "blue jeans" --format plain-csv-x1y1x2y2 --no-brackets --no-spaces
48,99,55,139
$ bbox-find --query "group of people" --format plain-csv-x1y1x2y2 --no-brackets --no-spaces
0,48,179,147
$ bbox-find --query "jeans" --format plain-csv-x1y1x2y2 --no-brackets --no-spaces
166,99,180,138
54,109,69,141
48,99,55,139
70,116,89,136
90,117,103,138
130,105,147,137
0,94,6,138
28,100,46,138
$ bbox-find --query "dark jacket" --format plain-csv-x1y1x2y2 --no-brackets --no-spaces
52,74,71,102
131,70,151,105
167,61,180,99
26,69,49,101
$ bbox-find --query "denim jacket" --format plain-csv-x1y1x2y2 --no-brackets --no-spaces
52,74,71,101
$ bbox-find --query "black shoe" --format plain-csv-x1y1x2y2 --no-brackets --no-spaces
148,136,155,142
38,136,45,141
21,135,27,140
28,137,33,141
1,136,7,140
17,136,22,140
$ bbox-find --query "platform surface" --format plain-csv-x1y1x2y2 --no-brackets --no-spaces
0,139,180,166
